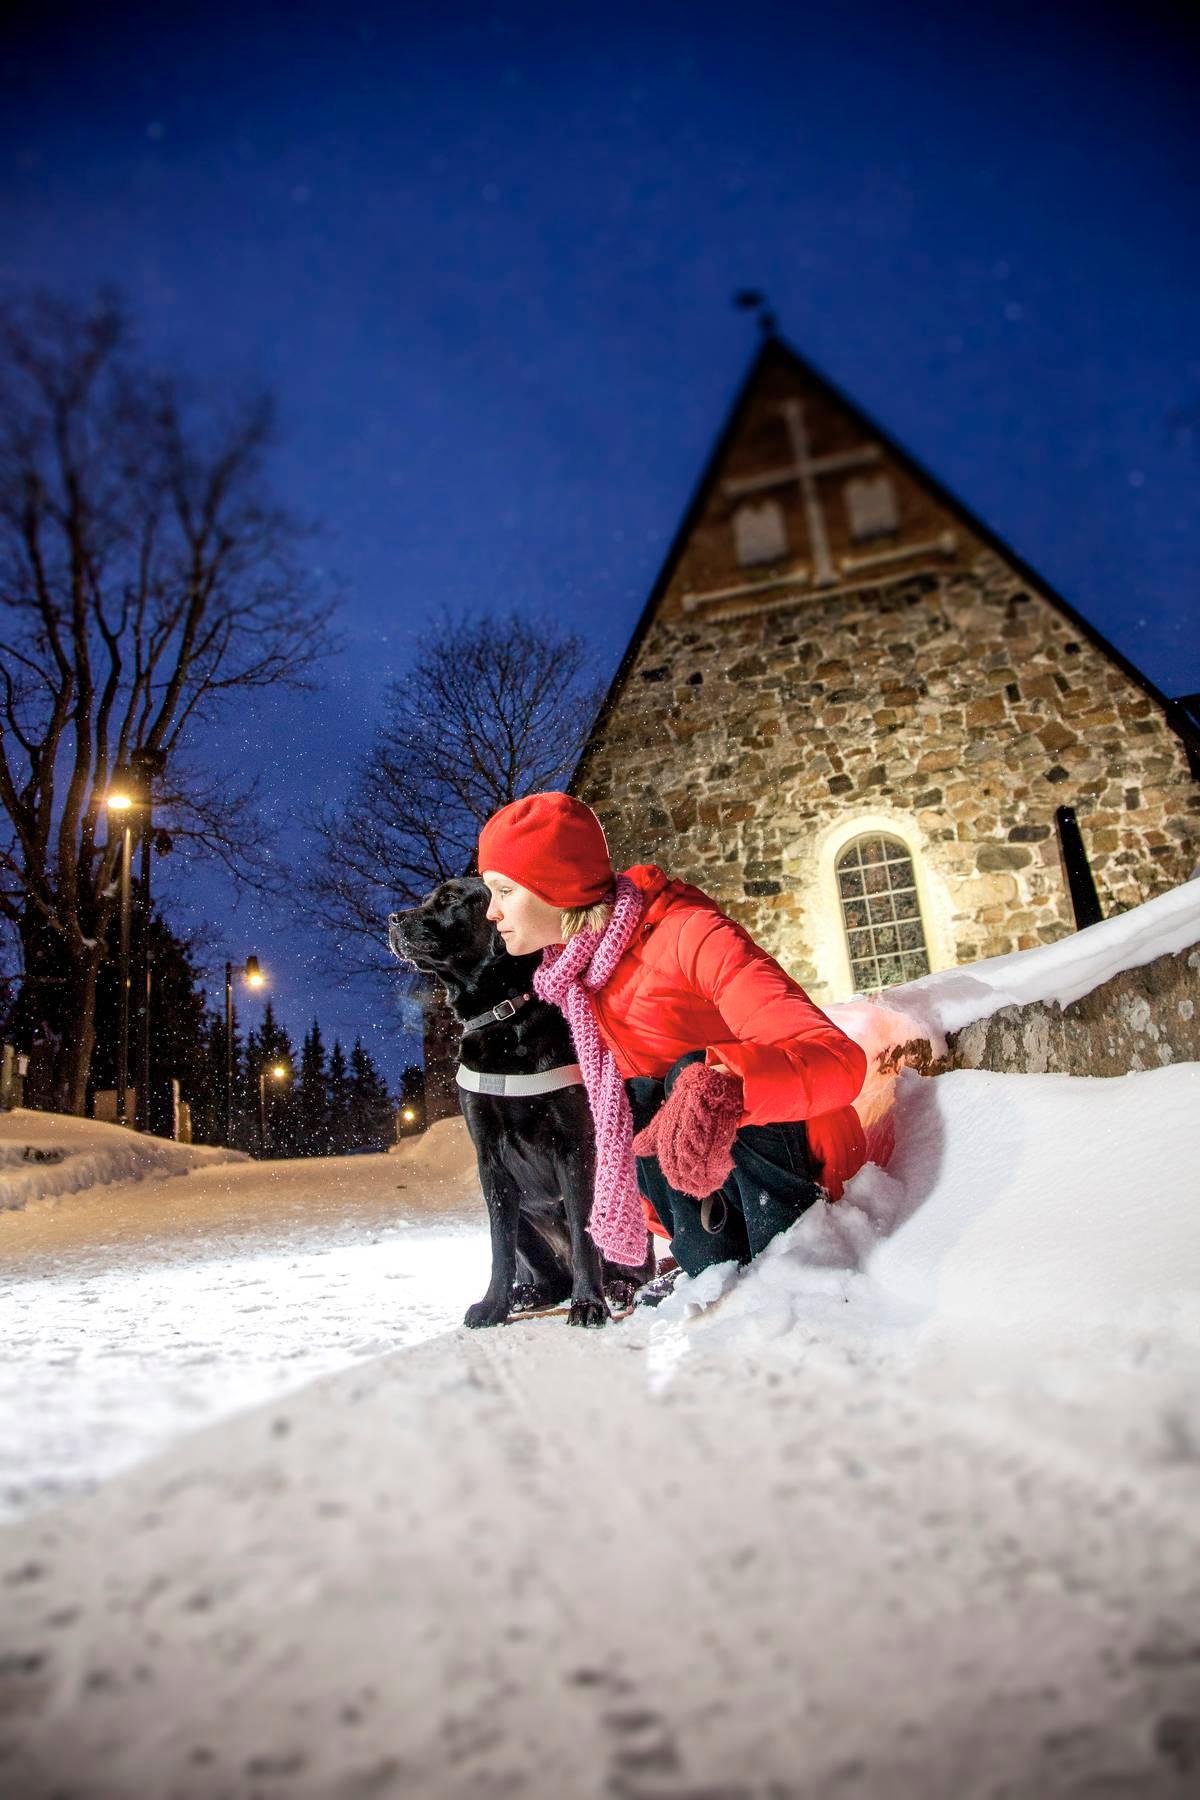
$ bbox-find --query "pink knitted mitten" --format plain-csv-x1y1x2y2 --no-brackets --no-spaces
631,1062,744,1199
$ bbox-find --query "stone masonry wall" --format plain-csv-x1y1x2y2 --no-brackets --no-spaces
945,941,1200,1077
576,549,1200,1004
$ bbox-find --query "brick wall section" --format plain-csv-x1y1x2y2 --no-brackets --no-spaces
575,549,1200,1003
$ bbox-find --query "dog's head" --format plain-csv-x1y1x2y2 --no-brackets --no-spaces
387,877,502,980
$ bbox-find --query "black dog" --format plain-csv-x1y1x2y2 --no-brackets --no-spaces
388,878,652,1328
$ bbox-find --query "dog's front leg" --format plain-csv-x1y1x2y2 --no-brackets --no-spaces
464,1163,522,1328
559,1140,609,1329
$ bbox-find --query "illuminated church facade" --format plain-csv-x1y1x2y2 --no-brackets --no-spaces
567,332,1200,1001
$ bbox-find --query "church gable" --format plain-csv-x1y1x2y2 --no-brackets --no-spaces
572,336,1200,1002
665,340,971,620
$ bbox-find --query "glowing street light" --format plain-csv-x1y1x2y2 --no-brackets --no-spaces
258,1058,291,1156
224,955,267,1145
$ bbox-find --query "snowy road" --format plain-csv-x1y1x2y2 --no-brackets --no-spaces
0,1137,489,1522
3,1282,1199,1800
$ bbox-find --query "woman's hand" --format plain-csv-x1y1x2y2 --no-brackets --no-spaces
632,1063,744,1199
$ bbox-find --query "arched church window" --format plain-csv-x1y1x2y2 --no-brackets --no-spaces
836,834,930,992
843,473,898,542
733,499,788,567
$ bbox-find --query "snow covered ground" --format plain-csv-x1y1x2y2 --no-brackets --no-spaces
0,1116,488,1521
1,887,1199,1797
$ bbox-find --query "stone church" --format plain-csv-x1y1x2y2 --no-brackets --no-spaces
566,330,1200,1003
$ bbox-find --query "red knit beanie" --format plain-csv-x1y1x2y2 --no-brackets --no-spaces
477,793,616,908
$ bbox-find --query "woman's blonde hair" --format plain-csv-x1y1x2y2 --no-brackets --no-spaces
560,897,614,943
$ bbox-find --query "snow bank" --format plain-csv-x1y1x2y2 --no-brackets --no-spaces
869,1061,1200,1335
658,1059,1200,1351
0,1108,245,1212
389,1113,481,1203
889,874,1200,1041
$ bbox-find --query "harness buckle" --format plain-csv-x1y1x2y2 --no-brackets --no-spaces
492,998,518,1022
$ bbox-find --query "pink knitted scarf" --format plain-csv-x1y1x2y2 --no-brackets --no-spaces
533,874,647,1266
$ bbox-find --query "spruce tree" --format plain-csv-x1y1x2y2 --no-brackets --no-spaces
90,911,211,1138
328,1039,351,1155
298,1020,330,1156
397,1063,425,1133
244,1013,297,1156
348,1037,392,1151
195,1010,231,1146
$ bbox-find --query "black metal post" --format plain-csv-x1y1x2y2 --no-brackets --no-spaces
116,824,132,1127
224,961,234,1146
1054,805,1104,929
258,1068,267,1155
136,819,153,1131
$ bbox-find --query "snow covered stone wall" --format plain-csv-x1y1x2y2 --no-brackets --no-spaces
888,878,1200,1079
945,940,1200,1076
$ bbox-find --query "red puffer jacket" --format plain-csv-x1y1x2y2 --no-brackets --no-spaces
594,865,868,1204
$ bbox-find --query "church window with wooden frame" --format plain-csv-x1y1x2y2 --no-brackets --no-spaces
837,835,930,991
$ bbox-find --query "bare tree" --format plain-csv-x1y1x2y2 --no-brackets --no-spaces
0,290,335,1112
308,611,606,978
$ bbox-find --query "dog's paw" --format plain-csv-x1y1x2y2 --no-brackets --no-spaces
567,1299,609,1329
604,1277,640,1311
510,1280,571,1314
464,1296,510,1329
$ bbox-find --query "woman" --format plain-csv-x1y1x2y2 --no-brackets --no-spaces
477,791,868,1295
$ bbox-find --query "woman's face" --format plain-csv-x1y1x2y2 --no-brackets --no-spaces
481,870,564,956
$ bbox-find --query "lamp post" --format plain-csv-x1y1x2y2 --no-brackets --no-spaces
105,750,165,1131
132,750,166,1133
224,955,265,1145
104,786,135,1127
259,1061,289,1157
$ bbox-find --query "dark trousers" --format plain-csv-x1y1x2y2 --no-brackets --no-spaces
625,1050,823,1278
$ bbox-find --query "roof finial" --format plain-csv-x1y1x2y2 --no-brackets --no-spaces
733,289,777,338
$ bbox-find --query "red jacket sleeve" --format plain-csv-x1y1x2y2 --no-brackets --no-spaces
675,910,868,1128
805,1106,867,1201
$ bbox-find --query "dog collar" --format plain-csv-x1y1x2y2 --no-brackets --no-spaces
456,1062,584,1098
459,990,535,1034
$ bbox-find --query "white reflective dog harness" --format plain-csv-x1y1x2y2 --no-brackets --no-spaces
456,1062,584,1098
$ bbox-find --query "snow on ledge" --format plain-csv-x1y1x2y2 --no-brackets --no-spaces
0,1108,246,1212
886,876,1200,1042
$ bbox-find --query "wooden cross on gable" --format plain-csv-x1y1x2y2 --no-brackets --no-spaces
724,400,882,586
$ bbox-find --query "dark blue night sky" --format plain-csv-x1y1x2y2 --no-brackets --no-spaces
3,0,1198,1081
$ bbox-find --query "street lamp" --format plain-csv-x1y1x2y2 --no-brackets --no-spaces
224,956,267,1146
104,750,165,1131
258,1060,290,1156
103,768,147,1127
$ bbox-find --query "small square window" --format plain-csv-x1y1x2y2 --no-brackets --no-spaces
733,500,788,567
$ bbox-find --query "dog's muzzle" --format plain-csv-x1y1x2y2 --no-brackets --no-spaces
387,914,423,961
